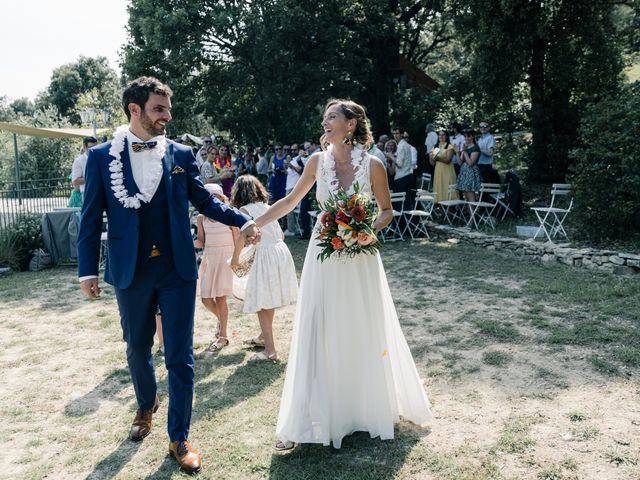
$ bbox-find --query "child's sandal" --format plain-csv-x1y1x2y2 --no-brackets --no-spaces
204,337,229,355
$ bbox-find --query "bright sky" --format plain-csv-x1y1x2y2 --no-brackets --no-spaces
0,0,129,101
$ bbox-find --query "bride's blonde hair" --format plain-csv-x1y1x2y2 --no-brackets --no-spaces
320,99,374,150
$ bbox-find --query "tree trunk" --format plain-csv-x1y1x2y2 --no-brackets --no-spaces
528,24,548,182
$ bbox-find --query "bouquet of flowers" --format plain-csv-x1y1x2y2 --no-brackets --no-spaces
315,182,379,262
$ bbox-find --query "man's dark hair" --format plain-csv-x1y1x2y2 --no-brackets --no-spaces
83,136,98,146
122,76,173,120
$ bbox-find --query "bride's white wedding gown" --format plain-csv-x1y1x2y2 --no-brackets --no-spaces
276,146,432,448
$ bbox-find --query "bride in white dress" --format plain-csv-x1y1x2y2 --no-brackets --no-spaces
254,99,432,450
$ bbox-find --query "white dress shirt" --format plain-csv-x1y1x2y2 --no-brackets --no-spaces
394,138,413,180
71,153,88,193
127,130,164,199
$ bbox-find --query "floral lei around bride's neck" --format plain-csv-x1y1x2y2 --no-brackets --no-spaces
323,143,368,195
108,124,166,209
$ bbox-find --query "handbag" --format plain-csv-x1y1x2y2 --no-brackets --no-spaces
229,245,256,278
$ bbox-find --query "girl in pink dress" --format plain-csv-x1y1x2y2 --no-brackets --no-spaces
194,183,238,354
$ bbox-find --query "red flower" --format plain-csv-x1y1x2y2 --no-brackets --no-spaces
331,236,345,250
321,211,334,226
350,205,366,222
335,211,350,224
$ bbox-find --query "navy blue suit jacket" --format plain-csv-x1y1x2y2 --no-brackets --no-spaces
77,138,250,289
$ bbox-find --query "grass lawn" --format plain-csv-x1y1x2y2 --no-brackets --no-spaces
1,237,639,479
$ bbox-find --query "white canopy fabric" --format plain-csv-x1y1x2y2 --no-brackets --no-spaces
180,133,203,145
0,121,107,139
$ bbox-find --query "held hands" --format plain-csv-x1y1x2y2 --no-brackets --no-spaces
80,278,101,300
241,224,261,245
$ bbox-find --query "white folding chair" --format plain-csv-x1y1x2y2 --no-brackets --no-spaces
380,192,406,242
438,184,467,225
531,183,573,242
420,173,433,191
466,183,501,230
402,193,434,239
491,187,515,221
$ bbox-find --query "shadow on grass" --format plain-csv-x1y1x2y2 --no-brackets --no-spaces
143,454,178,480
64,367,131,417
192,353,285,422
269,424,428,480
85,438,142,480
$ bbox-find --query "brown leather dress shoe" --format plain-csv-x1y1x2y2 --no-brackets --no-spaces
169,440,202,474
129,395,160,441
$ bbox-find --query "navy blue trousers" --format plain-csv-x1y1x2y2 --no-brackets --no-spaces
114,254,196,442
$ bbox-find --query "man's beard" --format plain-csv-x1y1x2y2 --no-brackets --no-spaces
140,110,166,137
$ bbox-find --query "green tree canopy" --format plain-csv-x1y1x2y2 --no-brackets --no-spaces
121,0,451,143
39,56,122,123
452,0,628,182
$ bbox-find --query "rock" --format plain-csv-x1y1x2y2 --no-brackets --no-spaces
628,259,640,268
609,256,625,265
619,253,640,260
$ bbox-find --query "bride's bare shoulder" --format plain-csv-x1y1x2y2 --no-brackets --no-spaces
305,152,323,170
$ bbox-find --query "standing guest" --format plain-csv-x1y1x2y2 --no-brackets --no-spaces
71,136,98,203
232,145,244,177
252,98,432,450
270,144,288,203
238,145,258,177
77,76,260,474
284,143,304,236
403,131,418,174
200,145,218,182
424,124,438,152
424,124,438,174
457,129,482,202
298,140,319,239
194,183,237,355
195,136,212,169
214,145,235,197
369,142,387,168
449,122,465,177
430,129,458,203
384,139,398,187
230,175,298,362
392,128,414,210
255,146,269,185
477,121,497,182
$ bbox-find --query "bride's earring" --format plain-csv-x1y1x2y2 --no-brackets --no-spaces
343,131,355,146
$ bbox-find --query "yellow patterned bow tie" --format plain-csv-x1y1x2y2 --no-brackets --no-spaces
131,141,157,152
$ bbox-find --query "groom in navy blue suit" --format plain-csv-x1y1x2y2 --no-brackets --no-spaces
77,77,259,473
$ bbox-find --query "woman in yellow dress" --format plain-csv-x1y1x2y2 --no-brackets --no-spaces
429,129,458,203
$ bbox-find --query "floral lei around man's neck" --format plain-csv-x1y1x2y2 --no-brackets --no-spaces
323,143,368,196
108,125,166,209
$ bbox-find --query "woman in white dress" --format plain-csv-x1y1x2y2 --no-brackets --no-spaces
254,99,432,450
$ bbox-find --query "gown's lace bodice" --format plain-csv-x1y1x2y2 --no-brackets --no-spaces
315,144,373,207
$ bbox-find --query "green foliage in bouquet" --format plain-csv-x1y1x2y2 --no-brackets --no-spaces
315,183,379,262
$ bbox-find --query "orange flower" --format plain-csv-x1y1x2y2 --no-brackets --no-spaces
357,231,375,246
319,227,331,240
331,236,345,250
347,194,361,209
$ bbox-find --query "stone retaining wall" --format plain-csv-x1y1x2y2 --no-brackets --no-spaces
427,223,640,275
